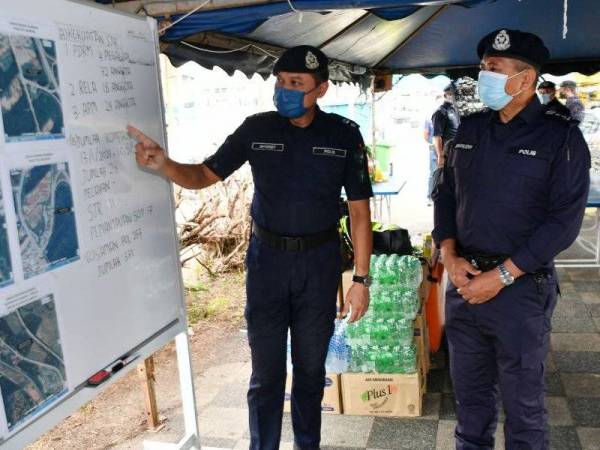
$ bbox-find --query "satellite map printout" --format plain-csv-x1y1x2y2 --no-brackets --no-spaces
0,32,64,142
0,295,66,430
11,163,79,279
0,187,12,288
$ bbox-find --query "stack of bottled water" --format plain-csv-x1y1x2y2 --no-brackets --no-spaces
346,254,422,374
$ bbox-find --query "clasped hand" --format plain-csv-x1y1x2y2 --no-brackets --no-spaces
445,255,504,305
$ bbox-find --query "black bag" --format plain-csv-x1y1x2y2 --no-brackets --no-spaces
339,215,413,258
372,227,413,255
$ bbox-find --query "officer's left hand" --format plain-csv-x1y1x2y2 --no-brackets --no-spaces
457,269,504,304
343,283,370,323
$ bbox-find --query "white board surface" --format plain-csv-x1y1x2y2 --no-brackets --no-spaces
0,1,186,447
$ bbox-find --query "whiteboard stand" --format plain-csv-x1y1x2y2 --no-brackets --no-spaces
143,332,203,450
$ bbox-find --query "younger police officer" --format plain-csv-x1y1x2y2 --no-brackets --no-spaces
129,46,373,450
433,30,590,449
432,83,461,168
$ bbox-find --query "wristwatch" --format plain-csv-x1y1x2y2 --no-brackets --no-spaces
352,274,372,287
497,263,515,286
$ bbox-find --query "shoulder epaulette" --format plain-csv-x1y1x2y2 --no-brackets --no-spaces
328,113,360,129
543,109,578,125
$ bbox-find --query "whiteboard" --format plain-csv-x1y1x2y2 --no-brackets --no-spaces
0,1,186,447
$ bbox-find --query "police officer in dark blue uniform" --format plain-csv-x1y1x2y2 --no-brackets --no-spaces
433,29,590,449
432,83,461,167
129,46,374,450
537,80,571,117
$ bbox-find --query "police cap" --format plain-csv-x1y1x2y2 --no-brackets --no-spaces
443,83,456,94
477,29,550,70
273,45,329,81
538,80,556,90
560,80,577,90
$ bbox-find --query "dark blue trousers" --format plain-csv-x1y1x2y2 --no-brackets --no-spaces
445,272,558,450
245,236,339,450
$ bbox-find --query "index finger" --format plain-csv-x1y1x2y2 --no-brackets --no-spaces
127,125,156,147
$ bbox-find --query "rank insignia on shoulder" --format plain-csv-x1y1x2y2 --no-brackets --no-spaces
544,109,574,123
342,117,358,128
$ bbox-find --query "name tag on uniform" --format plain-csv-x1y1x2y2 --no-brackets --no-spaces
454,143,474,151
251,142,284,152
509,147,547,159
313,147,347,158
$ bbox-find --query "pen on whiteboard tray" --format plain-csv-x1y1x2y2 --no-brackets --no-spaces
111,353,140,374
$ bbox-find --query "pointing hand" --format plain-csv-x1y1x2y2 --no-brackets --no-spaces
128,125,168,172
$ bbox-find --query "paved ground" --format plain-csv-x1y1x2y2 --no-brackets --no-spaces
189,266,600,450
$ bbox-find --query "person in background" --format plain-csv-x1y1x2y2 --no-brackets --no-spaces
559,80,585,122
432,84,460,169
129,45,373,450
423,115,436,205
538,80,570,116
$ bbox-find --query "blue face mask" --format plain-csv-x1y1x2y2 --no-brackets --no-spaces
540,93,552,105
273,87,308,118
477,70,525,111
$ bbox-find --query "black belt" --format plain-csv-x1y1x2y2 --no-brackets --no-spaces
457,248,508,272
457,247,553,277
252,222,338,252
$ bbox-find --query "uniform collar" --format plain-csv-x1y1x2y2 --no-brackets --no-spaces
491,95,544,124
286,104,327,132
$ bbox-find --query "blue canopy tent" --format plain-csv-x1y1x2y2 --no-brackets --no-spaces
102,0,600,82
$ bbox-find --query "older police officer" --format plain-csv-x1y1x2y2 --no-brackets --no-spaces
129,46,373,450
433,30,590,449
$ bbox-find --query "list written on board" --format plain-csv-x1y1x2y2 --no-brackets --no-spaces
57,24,155,278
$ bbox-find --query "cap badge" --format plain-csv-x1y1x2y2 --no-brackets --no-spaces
492,29,511,51
305,51,319,69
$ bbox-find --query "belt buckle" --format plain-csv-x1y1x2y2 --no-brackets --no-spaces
470,258,479,269
283,237,304,251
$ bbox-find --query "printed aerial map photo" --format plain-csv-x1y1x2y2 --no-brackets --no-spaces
0,186,12,288
0,33,64,142
11,163,79,279
0,295,66,430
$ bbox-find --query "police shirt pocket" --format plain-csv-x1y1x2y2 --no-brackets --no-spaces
495,152,549,204
504,154,548,179
449,144,475,168
313,147,347,178
449,145,475,193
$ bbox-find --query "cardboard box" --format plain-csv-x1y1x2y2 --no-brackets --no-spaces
341,365,424,417
284,373,342,414
414,314,430,376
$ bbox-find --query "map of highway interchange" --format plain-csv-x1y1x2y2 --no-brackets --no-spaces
0,295,66,430
11,163,79,279
0,33,64,142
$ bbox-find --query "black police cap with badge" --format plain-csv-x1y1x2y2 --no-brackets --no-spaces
477,28,550,70
273,45,329,81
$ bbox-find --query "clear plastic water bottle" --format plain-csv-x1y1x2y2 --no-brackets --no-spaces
398,255,422,289
349,345,364,372
395,318,414,346
386,254,400,285
400,288,419,320
398,343,417,374
372,255,386,284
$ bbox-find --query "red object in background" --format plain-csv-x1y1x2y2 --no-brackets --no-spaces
426,261,445,353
